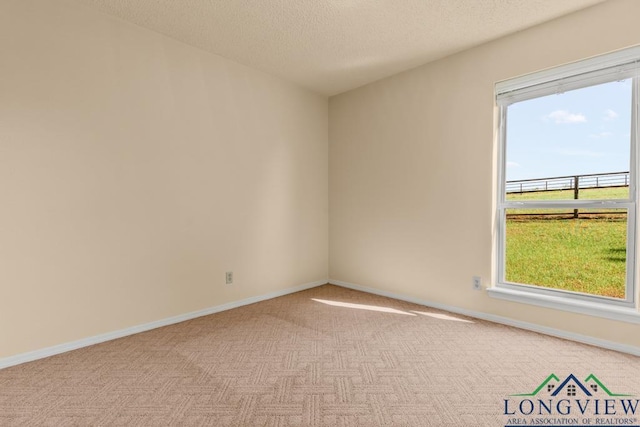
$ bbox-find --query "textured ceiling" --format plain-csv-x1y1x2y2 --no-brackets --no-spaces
74,0,606,96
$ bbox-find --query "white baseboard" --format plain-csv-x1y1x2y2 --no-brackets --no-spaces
4,278,636,370
0,279,328,370
329,279,640,357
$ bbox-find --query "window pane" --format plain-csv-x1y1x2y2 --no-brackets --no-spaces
505,79,631,201
505,208,627,299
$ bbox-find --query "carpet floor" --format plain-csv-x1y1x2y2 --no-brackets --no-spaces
0,284,638,426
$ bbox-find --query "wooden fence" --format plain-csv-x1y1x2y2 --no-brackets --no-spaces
506,171,630,219
506,171,630,195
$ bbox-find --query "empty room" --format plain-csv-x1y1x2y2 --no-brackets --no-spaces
2,0,640,425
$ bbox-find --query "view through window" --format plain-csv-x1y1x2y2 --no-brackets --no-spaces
496,53,638,306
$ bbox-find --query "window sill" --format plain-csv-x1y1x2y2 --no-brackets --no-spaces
487,287,640,324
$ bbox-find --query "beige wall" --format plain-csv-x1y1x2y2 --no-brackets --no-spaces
329,0,640,348
3,0,639,362
0,0,328,359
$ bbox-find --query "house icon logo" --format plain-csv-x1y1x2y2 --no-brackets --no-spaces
503,373,639,427
511,373,633,398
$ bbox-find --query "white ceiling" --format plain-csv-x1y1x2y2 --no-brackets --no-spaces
74,0,606,96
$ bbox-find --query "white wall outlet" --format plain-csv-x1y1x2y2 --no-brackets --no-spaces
472,276,482,291
226,271,233,285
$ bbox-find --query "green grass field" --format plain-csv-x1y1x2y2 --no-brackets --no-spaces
505,186,628,299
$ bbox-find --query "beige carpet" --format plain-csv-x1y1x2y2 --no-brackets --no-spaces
0,284,638,426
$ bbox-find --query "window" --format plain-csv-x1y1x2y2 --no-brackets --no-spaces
567,384,576,397
492,46,640,319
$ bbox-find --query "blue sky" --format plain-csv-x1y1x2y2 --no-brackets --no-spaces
505,79,632,181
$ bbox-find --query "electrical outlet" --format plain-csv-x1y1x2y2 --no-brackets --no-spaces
226,271,233,285
472,276,482,291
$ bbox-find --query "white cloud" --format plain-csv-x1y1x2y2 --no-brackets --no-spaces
589,131,613,138
506,161,520,168
604,109,619,121
545,110,587,124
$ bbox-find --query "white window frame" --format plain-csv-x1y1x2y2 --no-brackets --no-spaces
490,46,640,323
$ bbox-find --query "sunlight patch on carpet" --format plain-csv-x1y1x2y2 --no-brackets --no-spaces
311,298,416,316
411,310,474,323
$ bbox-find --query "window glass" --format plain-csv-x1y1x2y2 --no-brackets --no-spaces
505,79,631,202
505,208,627,299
